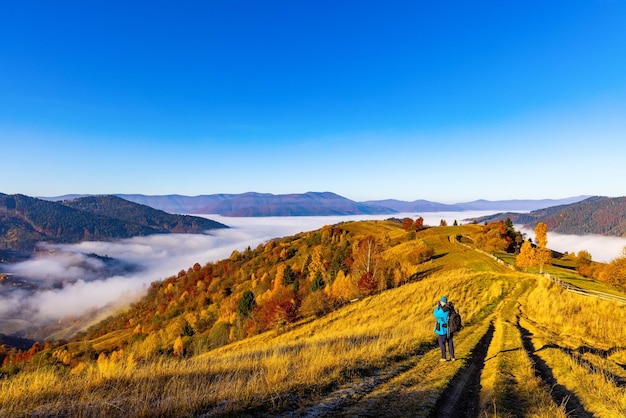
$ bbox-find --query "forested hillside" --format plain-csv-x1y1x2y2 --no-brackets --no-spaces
0,194,227,259
476,196,626,237
72,216,440,352
62,195,226,232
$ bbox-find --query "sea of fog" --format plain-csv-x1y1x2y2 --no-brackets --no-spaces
2,211,625,334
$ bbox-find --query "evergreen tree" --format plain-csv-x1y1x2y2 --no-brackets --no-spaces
310,271,325,291
180,320,195,337
237,290,256,317
282,264,296,287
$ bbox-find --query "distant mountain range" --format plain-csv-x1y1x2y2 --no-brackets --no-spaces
0,194,227,260
45,192,590,216
3,192,613,262
473,196,626,237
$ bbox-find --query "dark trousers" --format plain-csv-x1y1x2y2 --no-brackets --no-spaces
438,333,455,359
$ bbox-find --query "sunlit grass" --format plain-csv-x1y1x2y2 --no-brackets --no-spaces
518,277,626,417
523,278,626,350
479,279,567,418
0,267,509,417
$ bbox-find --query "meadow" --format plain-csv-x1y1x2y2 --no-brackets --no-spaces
1,223,625,417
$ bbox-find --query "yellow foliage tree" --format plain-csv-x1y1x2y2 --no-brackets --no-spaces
326,270,358,302
534,222,551,273
173,336,184,357
516,240,536,270
535,222,548,247
600,246,626,287
308,246,325,281
274,264,286,289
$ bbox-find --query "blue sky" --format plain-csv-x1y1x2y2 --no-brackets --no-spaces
2,1,625,203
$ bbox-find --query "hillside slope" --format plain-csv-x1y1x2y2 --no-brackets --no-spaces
62,195,226,232
2,222,625,416
0,194,227,259
475,195,626,237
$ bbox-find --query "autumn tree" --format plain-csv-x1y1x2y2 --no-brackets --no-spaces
352,236,382,279
516,240,536,270
307,246,326,281
576,250,593,277
600,246,626,288
535,222,548,247
414,217,424,231
358,271,378,295
326,270,358,302
173,336,184,357
472,221,514,253
300,290,332,317
534,222,551,273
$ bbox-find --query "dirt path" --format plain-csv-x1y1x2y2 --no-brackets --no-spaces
432,323,494,417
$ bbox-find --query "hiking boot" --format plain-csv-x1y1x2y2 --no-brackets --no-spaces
440,358,447,362
451,358,456,361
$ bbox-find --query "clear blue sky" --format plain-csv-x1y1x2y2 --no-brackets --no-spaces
2,1,625,203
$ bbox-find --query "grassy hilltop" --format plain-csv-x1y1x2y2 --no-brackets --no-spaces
1,220,626,417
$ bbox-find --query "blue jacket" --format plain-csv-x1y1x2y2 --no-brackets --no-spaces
433,305,449,335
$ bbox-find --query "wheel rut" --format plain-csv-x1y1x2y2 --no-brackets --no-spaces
515,317,594,418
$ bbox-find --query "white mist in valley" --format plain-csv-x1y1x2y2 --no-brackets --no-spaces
1,211,625,335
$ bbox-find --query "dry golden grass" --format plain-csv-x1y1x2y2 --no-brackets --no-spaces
478,278,568,418
0,268,511,417
522,277,626,350
517,275,626,417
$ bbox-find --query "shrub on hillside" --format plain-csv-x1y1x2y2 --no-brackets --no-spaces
207,322,231,348
300,291,333,318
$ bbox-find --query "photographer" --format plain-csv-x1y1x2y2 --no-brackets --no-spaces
433,295,456,361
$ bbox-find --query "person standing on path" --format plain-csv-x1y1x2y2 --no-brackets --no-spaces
434,295,456,361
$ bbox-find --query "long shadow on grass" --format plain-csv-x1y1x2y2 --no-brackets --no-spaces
408,266,443,283
515,319,594,418
431,322,495,418
262,340,438,417
535,344,626,388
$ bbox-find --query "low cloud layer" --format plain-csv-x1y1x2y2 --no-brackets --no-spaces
2,212,625,336
516,226,625,263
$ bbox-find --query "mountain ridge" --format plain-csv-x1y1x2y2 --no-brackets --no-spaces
43,192,591,216
0,194,227,260
473,195,626,237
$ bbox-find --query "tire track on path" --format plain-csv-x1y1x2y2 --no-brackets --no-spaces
515,317,594,418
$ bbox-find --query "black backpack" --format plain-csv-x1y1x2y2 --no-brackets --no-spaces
447,309,462,333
